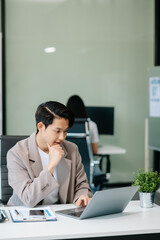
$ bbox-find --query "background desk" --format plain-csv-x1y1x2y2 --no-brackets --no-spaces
96,145,126,180
0,201,160,240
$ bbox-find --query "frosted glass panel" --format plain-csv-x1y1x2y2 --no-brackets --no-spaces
5,0,154,182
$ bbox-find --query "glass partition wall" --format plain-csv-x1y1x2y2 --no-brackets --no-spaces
3,0,154,183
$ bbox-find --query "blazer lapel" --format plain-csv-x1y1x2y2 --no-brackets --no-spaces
28,132,43,178
57,144,71,204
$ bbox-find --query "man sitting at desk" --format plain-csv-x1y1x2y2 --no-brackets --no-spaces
7,101,92,208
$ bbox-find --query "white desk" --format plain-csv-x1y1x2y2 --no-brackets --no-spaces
97,145,126,155
0,201,160,240
96,145,126,180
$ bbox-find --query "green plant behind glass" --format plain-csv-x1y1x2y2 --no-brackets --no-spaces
132,169,160,193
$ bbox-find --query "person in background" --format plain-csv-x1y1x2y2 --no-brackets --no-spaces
66,95,99,154
7,101,92,207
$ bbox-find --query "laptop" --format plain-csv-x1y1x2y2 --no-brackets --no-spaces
55,186,139,220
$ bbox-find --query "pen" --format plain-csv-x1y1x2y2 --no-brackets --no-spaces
15,209,21,217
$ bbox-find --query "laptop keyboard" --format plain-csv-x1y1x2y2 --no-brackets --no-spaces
62,206,86,218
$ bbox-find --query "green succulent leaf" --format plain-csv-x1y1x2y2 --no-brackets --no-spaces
132,169,160,192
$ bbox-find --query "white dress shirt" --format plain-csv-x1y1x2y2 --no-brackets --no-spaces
38,148,59,204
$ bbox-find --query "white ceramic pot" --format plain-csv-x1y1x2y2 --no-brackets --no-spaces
139,192,155,208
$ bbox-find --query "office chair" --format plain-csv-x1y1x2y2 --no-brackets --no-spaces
67,118,107,190
0,135,28,204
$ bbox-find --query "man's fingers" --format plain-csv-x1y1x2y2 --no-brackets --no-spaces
76,195,90,206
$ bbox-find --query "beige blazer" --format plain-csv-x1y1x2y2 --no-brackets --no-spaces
7,132,92,207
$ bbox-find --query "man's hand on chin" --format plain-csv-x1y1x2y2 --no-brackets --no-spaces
75,195,91,207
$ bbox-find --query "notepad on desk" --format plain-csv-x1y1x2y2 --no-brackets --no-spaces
9,206,57,222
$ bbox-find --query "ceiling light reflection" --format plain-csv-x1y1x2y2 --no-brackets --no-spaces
44,47,56,53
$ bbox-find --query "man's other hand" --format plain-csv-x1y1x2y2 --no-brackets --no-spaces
75,195,91,207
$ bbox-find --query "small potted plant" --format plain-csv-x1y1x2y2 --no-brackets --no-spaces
132,169,160,208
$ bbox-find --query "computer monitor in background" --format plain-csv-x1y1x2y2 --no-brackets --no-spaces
86,106,114,135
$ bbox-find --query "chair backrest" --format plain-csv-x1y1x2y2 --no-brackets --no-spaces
0,135,28,204
66,118,94,187
68,118,88,133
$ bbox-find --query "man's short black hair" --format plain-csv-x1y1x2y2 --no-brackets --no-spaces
35,101,74,132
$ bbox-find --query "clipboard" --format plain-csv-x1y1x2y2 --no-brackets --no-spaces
9,206,57,222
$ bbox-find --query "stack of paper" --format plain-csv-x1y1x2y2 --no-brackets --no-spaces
9,206,57,222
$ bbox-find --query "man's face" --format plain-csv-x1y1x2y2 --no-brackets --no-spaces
38,118,69,147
